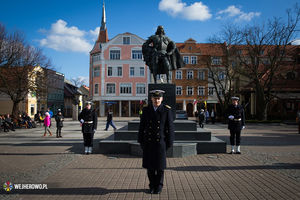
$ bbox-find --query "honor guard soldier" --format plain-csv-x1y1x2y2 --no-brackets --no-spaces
138,90,174,194
223,97,245,154
78,101,98,155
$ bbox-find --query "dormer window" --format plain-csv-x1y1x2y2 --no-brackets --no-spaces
123,37,130,45
189,46,192,50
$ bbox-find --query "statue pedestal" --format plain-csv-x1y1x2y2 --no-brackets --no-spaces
148,84,176,120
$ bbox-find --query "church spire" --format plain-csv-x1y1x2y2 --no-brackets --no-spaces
96,1,108,43
100,1,106,31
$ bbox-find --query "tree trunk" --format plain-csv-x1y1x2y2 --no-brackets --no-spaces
12,101,20,120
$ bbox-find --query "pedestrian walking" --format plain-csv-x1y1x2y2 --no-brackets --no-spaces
205,109,209,124
104,110,117,131
46,108,53,128
43,112,53,137
211,108,216,124
223,97,245,154
198,109,205,128
55,109,64,138
138,90,174,194
78,101,98,155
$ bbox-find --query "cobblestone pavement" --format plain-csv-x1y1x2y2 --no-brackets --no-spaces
0,117,299,200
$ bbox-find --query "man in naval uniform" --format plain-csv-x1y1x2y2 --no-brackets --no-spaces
138,90,174,194
223,97,245,154
78,101,98,155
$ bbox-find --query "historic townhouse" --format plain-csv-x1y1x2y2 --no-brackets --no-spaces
89,3,148,117
174,39,227,117
230,44,300,120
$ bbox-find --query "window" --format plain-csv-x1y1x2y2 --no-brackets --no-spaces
187,71,193,79
107,67,112,76
176,71,182,79
106,83,115,94
93,67,100,77
94,84,99,95
123,37,130,44
218,87,224,96
183,56,189,64
187,86,193,95
198,71,204,79
110,50,120,60
208,87,214,96
92,53,101,61
212,57,221,65
208,71,213,79
219,72,225,80
189,46,192,50
260,50,264,55
120,83,132,94
140,67,144,76
130,67,135,76
136,83,146,94
198,86,205,96
232,61,236,68
287,72,296,80
191,56,197,64
176,86,182,95
132,50,143,60
236,50,243,55
118,67,122,76
107,66,122,77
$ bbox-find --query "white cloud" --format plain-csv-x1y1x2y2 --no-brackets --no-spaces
38,19,94,53
89,27,100,41
159,0,212,21
216,5,260,21
291,38,300,45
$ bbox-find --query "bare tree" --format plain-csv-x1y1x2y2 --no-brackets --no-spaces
70,76,85,87
230,4,300,120
206,4,300,120
0,22,52,119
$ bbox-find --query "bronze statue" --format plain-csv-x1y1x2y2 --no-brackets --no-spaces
142,25,185,83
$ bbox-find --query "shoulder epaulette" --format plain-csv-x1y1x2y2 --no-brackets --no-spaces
143,105,149,107
165,105,171,109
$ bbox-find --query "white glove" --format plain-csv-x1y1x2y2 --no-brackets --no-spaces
94,129,96,132
80,119,84,123
242,126,245,130
228,115,234,120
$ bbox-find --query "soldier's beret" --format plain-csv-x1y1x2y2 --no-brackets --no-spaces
150,90,165,98
231,97,239,100
85,101,93,105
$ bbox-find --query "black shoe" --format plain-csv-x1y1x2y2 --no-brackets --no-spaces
236,151,241,154
154,188,162,194
149,188,155,194
230,151,234,154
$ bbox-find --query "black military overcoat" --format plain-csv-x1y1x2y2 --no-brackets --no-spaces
78,108,98,134
138,104,174,170
223,104,245,131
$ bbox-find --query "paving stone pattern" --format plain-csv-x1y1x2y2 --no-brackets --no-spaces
0,118,299,200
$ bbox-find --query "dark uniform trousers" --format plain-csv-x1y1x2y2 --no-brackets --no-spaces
223,105,245,146
138,104,174,191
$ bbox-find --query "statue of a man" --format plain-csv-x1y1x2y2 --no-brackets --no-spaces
142,25,185,83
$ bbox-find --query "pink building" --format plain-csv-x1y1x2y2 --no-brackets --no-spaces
89,3,149,117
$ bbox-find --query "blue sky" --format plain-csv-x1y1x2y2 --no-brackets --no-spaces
1,0,299,86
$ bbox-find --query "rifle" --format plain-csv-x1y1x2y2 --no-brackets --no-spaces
236,102,250,113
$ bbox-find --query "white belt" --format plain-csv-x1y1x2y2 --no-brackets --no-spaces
233,119,241,122
84,121,93,124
